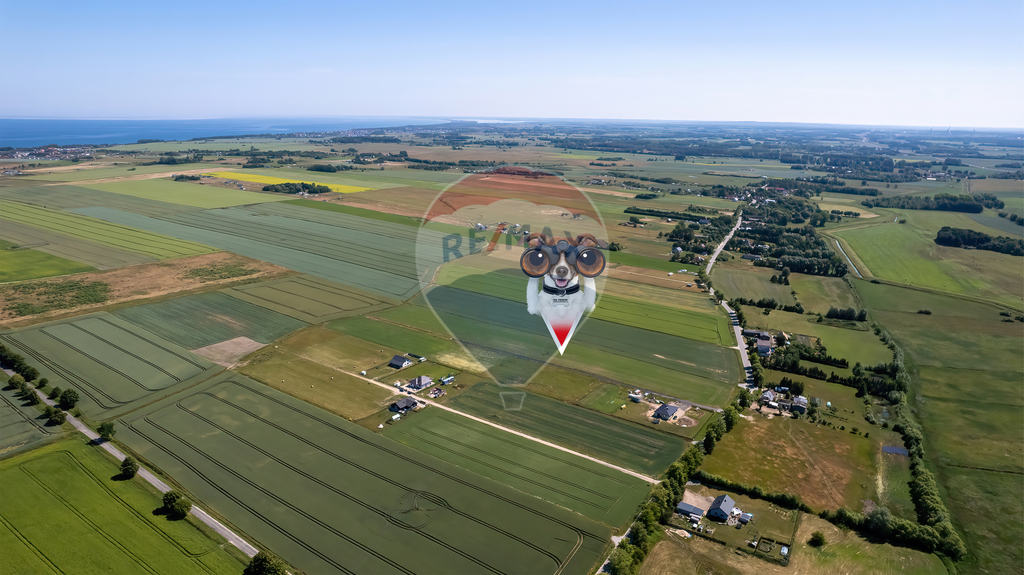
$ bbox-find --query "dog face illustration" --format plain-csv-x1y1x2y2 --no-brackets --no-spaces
519,233,606,289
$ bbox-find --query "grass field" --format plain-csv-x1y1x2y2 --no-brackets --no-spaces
382,407,651,527
699,408,889,512
742,309,894,368
0,184,194,218
445,382,686,476
71,202,450,299
833,210,1023,307
0,239,94,282
118,374,611,575
84,178,288,208
205,171,373,193
224,274,397,323
0,201,214,260
608,251,699,273
0,380,62,457
788,274,860,315
711,262,797,305
682,484,799,550
0,313,220,419
0,217,157,270
0,438,244,575
855,278,1023,574
239,348,399,420
112,291,307,349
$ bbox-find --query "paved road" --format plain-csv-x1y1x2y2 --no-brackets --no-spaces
702,213,754,388
304,355,661,484
33,389,260,558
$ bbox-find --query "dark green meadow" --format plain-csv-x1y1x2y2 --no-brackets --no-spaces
118,374,611,575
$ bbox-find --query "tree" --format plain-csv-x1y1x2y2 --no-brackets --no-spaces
58,389,79,410
48,386,63,400
789,379,805,397
47,408,66,425
608,545,634,575
163,490,185,510
26,392,40,406
703,432,716,455
8,374,25,388
37,377,48,388
120,456,139,478
98,421,116,441
244,551,287,575
809,531,826,547
171,497,192,518
723,406,740,431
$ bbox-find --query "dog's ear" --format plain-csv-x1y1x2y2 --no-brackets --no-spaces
575,233,608,249
518,232,547,247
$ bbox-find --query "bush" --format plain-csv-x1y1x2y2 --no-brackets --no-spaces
809,531,826,547
98,421,116,441
37,377,49,388
120,456,139,478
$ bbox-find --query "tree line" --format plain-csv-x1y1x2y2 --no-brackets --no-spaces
825,306,868,321
934,226,1024,256
862,193,1003,213
262,182,332,195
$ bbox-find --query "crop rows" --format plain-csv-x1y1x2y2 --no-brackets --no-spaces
224,274,396,323
0,200,213,259
118,375,609,575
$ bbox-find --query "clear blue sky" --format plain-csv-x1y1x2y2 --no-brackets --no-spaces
2,0,1021,128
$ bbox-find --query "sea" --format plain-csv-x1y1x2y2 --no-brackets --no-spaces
0,117,449,148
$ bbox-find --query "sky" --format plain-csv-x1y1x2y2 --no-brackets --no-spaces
1,0,1022,128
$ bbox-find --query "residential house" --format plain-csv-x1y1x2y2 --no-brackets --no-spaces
707,495,736,522
653,404,678,420
388,355,412,369
390,397,417,411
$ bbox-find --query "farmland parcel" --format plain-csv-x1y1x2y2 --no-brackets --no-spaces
118,374,610,575
382,407,650,527
0,313,220,419
0,439,243,575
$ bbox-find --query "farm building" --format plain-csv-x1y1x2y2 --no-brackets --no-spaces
653,404,678,420
757,343,772,357
741,254,762,261
707,495,736,522
675,501,707,520
742,329,770,341
739,512,753,524
390,397,416,412
759,390,776,405
389,355,412,369
791,395,809,414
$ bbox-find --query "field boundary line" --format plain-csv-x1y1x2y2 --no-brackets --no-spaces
28,388,261,561
0,514,64,575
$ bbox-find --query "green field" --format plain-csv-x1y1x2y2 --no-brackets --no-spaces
711,262,797,305
69,202,450,299
855,279,1023,574
0,381,62,456
0,184,193,218
609,251,699,273
224,274,398,323
445,382,686,476
239,349,399,420
699,411,885,512
742,309,894,368
118,374,611,575
113,291,307,349
0,438,244,575
84,178,288,208
0,218,156,270
0,239,94,282
382,407,651,527
788,274,860,315
833,210,1023,307
0,201,214,260
0,313,221,419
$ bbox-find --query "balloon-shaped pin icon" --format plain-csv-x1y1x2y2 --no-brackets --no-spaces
415,167,609,388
